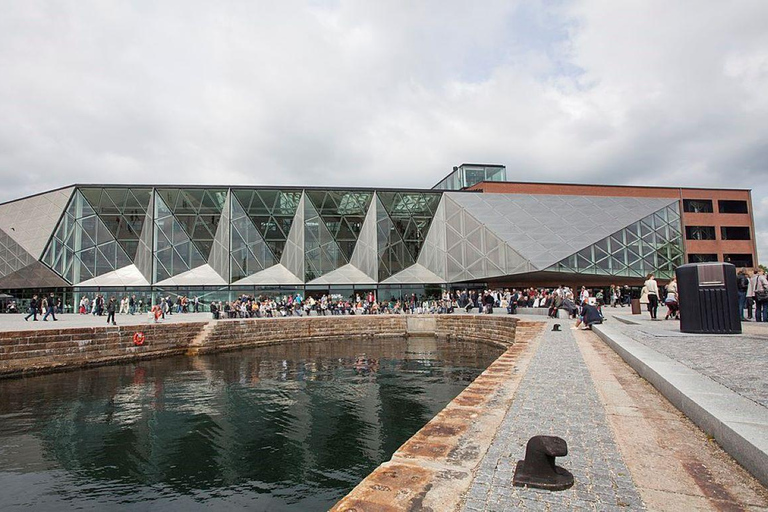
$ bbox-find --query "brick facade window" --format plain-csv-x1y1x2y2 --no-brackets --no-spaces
685,226,716,240
683,199,713,213
721,226,751,240
688,254,718,263
718,200,749,214
724,254,754,267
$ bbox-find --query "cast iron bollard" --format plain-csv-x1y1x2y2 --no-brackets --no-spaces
551,324,561,331
513,435,574,491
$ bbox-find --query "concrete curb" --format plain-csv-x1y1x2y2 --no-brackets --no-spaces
592,323,768,488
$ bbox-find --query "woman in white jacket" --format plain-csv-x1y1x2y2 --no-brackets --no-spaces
644,273,660,319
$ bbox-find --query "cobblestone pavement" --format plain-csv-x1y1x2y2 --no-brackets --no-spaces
462,321,644,511
605,312,768,409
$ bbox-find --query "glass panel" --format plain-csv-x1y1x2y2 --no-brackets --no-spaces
232,190,301,260
304,196,346,281
152,191,206,281
304,191,373,260
547,204,686,279
377,192,440,262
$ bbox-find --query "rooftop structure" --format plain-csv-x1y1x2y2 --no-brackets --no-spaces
432,163,506,190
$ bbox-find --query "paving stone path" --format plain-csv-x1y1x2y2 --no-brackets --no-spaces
462,323,644,511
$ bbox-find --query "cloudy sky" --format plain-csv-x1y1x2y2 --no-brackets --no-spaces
1,1,766,259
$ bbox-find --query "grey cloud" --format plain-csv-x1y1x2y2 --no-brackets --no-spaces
0,0,766,260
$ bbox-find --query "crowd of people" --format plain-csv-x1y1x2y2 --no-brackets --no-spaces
737,267,768,322
204,285,641,329
209,292,459,319
14,267,768,326
22,293,62,322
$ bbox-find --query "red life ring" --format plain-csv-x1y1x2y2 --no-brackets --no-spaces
133,332,145,346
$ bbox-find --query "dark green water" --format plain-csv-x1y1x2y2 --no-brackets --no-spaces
0,337,502,511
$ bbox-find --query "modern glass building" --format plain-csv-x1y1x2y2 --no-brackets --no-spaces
0,177,707,310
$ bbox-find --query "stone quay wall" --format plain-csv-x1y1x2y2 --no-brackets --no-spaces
0,314,518,378
435,315,517,348
193,315,410,354
0,322,207,378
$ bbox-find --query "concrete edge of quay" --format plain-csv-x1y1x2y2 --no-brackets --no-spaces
592,322,768,489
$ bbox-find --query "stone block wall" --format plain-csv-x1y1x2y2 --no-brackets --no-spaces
0,314,519,378
435,315,516,348
196,315,409,353
0,322,207,378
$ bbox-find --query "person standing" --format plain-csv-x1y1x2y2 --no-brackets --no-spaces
24,295,39,321
746,269,756,321
580,286,590,305
737,269,750,321
753,269,768,322
644,273,659,319
106,297,117,326
129,295,136,315
42,293,57,321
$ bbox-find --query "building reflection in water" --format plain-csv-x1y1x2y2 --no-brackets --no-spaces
0,337,502,511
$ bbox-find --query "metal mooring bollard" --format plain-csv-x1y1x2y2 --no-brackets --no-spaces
513,435,574,491
551,324,561,331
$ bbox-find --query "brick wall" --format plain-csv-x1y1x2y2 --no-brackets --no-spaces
0,322,207,378
435,315,516,348
197,315,410,353
0,314,519,378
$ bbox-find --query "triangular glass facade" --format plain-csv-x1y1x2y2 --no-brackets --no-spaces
377,192,441,261
547,204,684,279
42,191,132,284
152,192,207,282
155,188,227,258
304,195,346,281
79,187,152,259
231,189,302,261
376,196,413,281
230,194,276,282
304,191,373,260
376,192,440,281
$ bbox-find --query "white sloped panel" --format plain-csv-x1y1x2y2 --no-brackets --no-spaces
0,187,74,259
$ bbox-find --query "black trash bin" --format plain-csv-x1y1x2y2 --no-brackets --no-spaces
676,262,741,334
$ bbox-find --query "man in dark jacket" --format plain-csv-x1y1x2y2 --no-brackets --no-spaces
575,302,603,330
42,293,57,321
106,297,117,325
25,295,39,321
483,291,495,314
737,268,750,321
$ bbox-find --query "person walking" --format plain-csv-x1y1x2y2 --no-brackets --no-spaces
42,292,57,321
644,273,660,319
24,295,39,321
664,277,679,320
106,297,117,326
